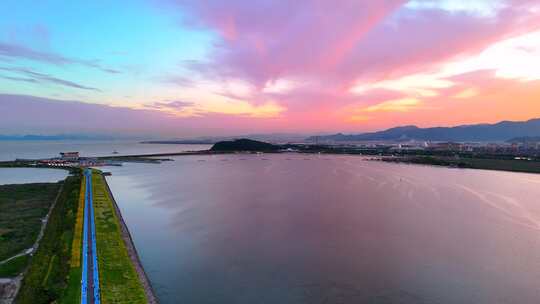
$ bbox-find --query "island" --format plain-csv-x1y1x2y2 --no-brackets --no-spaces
210,139,281,152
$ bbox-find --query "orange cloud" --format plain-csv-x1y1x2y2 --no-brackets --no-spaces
362,98,422,113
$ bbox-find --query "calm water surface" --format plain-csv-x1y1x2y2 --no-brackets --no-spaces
0,140,210,161
0,168,68,185
104,154,540,304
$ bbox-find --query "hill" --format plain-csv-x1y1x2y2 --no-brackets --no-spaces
210,139,281,152
308,118,540,142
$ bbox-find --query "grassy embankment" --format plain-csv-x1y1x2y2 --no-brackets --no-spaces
0,183,61,276
15,173,82,304
11,169,148,303
91,171,147,303
60,174,86,304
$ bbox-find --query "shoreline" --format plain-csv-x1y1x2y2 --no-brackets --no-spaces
103,151,540,175
102,173,159,304
379,155,540,175
3,144,537,176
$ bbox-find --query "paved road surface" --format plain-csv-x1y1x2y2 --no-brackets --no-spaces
81,169,100,304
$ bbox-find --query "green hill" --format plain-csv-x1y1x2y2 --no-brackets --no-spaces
210,139,280,152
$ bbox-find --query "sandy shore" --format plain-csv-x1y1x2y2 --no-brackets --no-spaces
102,174,159,304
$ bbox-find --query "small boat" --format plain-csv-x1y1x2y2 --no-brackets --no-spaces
112,150,119,154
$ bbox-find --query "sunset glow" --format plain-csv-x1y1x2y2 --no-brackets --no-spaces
1,0,540,136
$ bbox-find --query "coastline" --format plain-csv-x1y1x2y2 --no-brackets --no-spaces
379,155,540,174
102,173,159,304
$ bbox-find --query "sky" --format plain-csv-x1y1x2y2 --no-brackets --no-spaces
1,0,540,137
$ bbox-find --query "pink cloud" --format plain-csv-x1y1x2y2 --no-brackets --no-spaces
168,0,405,85
4,2,540,136
142,0,540,132
344,2,540,83
171,1,539,81
161,0,540,116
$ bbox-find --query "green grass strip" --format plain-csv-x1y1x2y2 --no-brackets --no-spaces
16,174,81,304
92,172,147,304
0,254,30,277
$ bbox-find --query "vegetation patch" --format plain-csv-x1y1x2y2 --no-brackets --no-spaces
70,178,85,268
0,255,30,277
210,138,281,152
383,156,540,174
16,174,81,304
60,175,86,304
0,182,61,262
61,267,82,304
91,172,147,304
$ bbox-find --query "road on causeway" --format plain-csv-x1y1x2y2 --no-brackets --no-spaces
81,169,101,304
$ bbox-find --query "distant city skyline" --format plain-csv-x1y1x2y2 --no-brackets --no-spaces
1,0,540,136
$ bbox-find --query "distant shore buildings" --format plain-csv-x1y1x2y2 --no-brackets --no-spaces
60,151,80,161
28,152,121,167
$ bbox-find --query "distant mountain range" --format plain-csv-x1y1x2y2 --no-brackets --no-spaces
0,134,118,141
4,119,540,143
307,118,540,142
